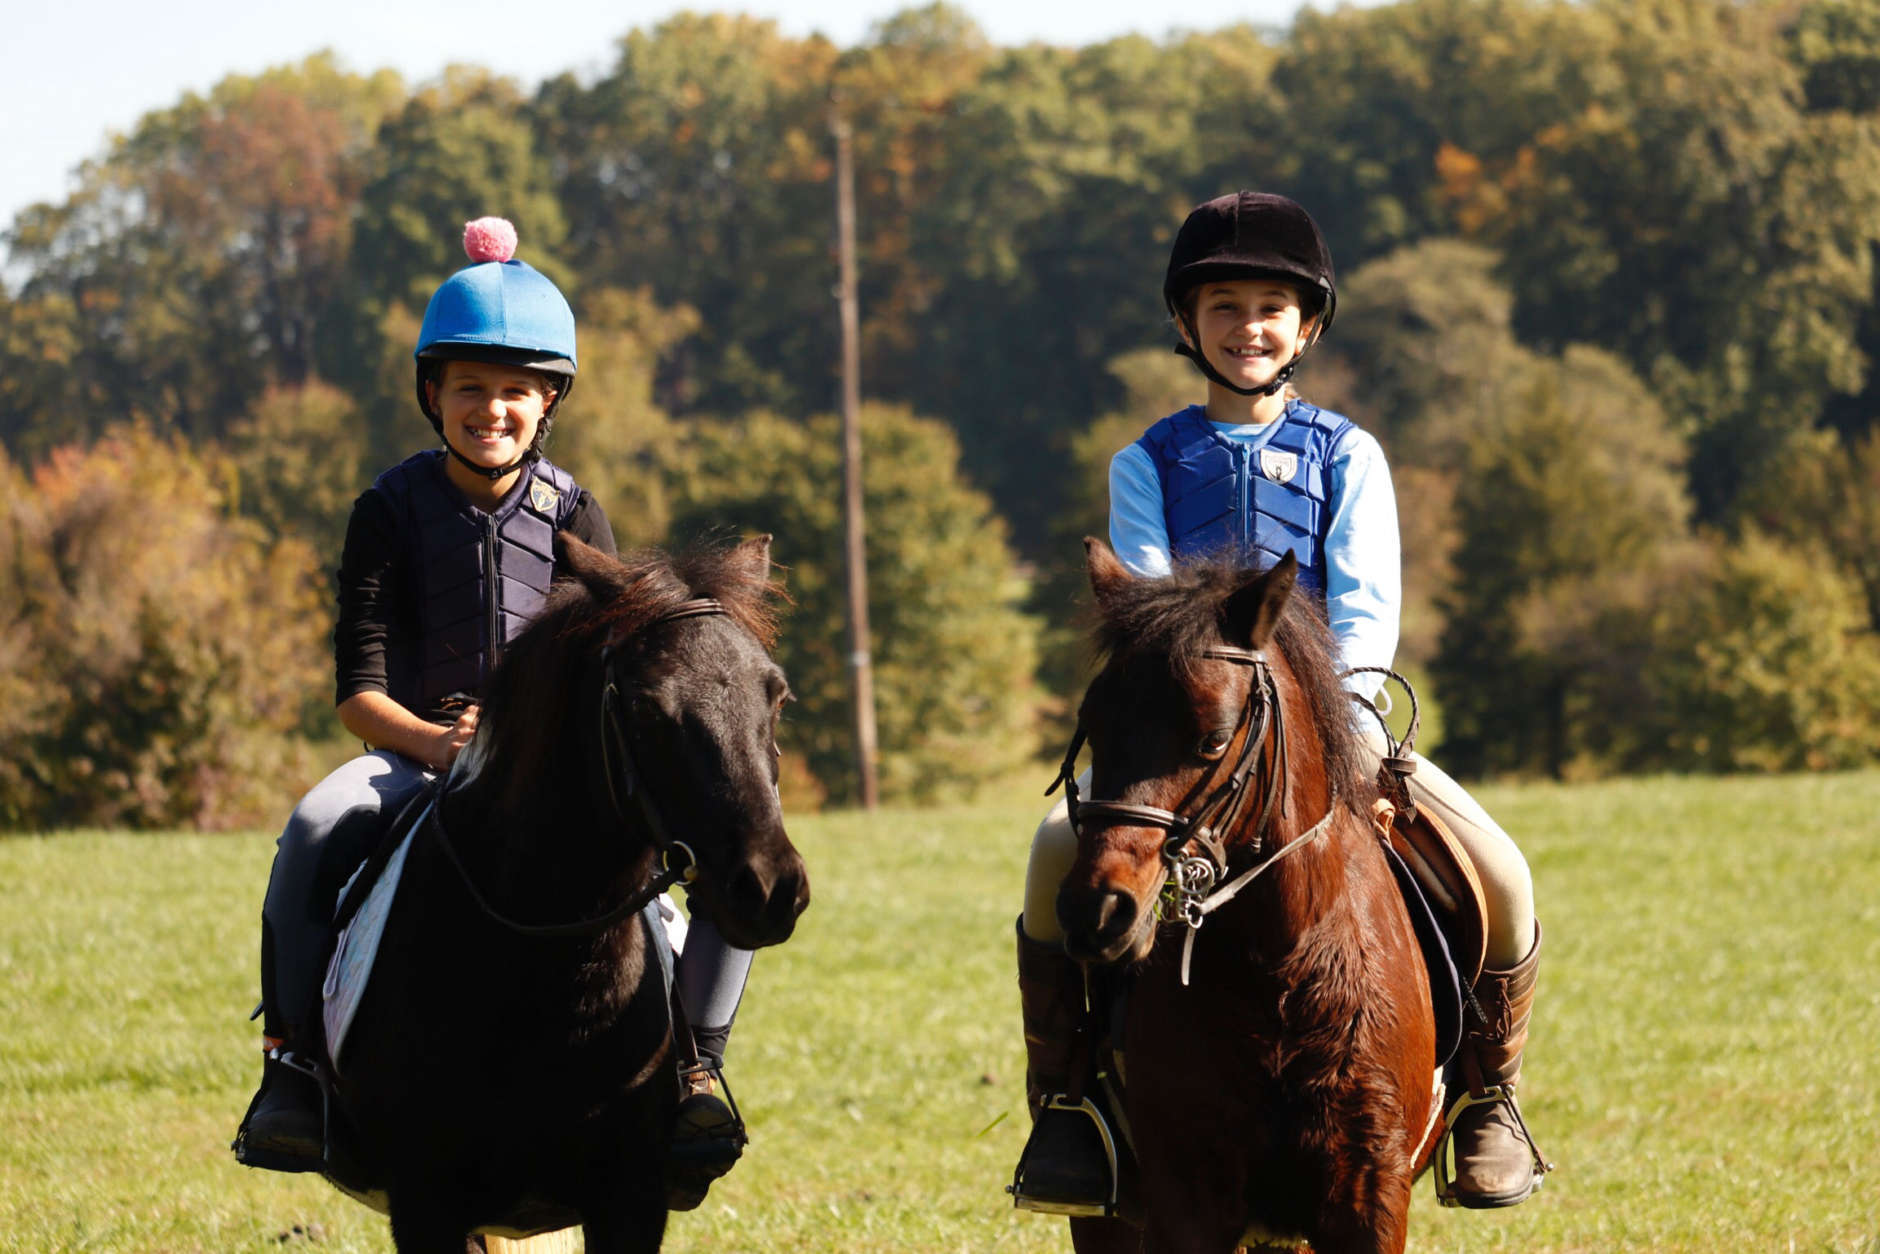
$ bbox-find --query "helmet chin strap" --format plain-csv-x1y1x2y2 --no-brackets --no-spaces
433,393,559,482
1174,312,1314,399
443,440,534,481
1175,341,1297,397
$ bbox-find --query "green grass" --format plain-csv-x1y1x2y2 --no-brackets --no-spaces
4,771,1878,1252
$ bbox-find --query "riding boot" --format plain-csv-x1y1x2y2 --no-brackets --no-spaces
234,923,327,1172
1444,921,1550,1209
666,1063,746,1211
665,921,753,1210
1008,918,1118,1217
236,1039,326,1171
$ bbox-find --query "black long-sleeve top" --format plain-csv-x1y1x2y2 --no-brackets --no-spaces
332,464,618,724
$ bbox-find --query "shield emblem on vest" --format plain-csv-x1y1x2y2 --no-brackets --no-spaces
530,479,561,514
1259,448,1299,486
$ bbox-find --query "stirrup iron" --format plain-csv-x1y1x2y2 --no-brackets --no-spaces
1007,1094,1121,1219
1432,1083,1553,1208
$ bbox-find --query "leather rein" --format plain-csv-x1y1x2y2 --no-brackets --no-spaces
1048,644,1339,984
423,598,727,939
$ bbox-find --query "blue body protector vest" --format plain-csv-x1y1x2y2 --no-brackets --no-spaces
1134,401,1353,596
373,451,581,716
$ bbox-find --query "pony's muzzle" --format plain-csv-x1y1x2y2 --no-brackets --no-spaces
716,844,810,948
1056,883,1144,965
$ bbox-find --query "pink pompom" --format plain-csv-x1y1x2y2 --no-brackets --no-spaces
462,217,518,264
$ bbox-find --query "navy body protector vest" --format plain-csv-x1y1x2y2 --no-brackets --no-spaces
1134,401,1353,597
373,451,581,718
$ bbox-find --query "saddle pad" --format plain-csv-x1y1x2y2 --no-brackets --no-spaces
320,798,686,1075
1391,804,1489,988
321,805,425,1073
1380,839,1463,1069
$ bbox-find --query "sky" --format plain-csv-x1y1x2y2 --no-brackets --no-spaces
2,0,1370,236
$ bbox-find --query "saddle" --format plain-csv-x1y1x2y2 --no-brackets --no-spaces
1374,791,1489,990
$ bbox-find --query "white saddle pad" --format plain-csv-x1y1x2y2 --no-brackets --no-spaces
319,800,688,1074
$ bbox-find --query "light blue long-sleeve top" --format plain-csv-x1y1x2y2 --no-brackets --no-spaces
1108,403,1400,701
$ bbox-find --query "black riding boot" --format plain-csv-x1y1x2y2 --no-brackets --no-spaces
1008,919,1118,1217
665,1058,747,1211
664,927,753,1210
232,923,325,1172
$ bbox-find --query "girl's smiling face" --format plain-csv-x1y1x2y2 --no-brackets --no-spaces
429,360,553,480
1186,279,1315,394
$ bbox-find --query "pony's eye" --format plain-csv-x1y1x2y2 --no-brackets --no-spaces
1197,729,1234,759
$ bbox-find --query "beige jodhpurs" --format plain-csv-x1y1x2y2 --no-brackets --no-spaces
1020,730,1536,969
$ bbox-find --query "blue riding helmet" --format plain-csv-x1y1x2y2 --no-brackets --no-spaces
413,221,578,467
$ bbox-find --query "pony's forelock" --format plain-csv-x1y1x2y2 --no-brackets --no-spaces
1091,555,1372,807
542,537,785,652
471,538,785,812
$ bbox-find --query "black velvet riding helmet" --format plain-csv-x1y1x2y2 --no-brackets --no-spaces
1164,192,1337,397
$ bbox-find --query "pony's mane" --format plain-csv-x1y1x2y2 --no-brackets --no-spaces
575,541,783,652
1092,557,1373,807
470,539,783,809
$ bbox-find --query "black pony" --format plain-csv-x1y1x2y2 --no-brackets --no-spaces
324,533,809,1253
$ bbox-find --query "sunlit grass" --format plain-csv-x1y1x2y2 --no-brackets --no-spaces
3,772,1878,1252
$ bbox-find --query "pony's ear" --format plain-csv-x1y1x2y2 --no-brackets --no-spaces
1085,537,1134,606
555,530,626,599
725,533,774,594
1222,552,1298,649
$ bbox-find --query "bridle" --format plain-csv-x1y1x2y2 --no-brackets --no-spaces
1048,643,1338,984
425,597,729,939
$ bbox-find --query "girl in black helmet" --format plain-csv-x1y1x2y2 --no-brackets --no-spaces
1010,192,1548,1214
236,218,751,1210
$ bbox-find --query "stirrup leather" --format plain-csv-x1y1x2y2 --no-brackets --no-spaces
1432,1083,1553,1207
1007,1094,1121,1218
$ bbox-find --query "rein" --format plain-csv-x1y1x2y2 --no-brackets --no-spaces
424,598,726,939
1047,645,1340,984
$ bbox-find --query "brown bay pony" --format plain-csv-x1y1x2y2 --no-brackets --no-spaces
1051,541,1438,1254
319,534,809,1253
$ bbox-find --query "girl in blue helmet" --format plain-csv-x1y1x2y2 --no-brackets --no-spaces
236,219,751,1207
1009,192,1549,1215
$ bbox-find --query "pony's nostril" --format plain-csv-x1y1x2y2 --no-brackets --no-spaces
728,863,771,918
1094,890,1134,940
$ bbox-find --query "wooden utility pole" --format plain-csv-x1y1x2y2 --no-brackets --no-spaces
832,111,880,810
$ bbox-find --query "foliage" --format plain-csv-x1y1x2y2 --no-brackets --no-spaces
1435,345,1690,777
9,2,1880,797
1733,423,1880,633
0,428,327,829
664,404,1041,804
223,381,370,562
545,285,699,549
1645,530,1880,772
3,56,401,453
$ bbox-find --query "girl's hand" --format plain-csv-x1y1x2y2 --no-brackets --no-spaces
434,704,480,768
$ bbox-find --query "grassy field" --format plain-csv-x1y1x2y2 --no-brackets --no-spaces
3,770,1878,1253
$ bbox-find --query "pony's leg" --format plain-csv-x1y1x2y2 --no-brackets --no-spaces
384,1200,479,1254
578,1193,667,1254
1310,1171,1414,1254
1069,1215,1144,1253
1128,1188,1251,1254
575,1157,668,1254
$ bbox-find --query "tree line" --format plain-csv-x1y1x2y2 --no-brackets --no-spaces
4,0,1879,826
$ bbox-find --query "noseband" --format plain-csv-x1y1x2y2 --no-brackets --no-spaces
426,597,728,939
1049,644,1339,983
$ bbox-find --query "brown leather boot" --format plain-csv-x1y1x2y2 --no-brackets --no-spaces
1007,918,1117,1217
1442,921,1551,1208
